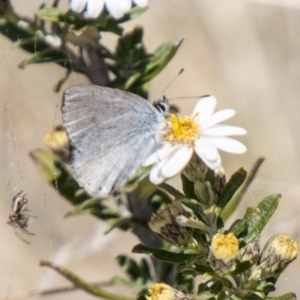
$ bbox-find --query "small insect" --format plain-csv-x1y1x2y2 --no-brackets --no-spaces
7,191,35,244
62,85,169,196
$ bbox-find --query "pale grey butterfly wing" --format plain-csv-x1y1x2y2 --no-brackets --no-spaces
62,85,164,196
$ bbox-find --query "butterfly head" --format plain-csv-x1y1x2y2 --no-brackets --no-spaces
153,96,169,114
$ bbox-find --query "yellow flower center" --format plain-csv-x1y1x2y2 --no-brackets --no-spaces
165,114,200,145
211,233,239,263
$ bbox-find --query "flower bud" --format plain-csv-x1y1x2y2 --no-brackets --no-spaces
183,154,207,182
44,125,71,162
238,237,260,264
146,283,192,300
214,167,226,196
148,201,194,246
208,233,239,275
257,234,299,278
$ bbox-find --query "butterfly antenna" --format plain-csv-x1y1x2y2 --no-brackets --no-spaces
157,68,185,100
167,94,210,101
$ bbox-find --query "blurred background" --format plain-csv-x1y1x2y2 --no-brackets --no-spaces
1,0,300,298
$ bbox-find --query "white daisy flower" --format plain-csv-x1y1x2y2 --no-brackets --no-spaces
70,0,148,19
144,96,247,185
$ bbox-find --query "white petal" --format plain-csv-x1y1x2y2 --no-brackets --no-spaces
133,0,148,7
194,138,221,170
84,0,104,18
149,165,165,185
161,146,193,178
193,96,216,125
143,143,175,166
203,109,236,128
203,125,247,137
70,0,87,12
105,0,131,19
149,144,188,184
210,137,247,153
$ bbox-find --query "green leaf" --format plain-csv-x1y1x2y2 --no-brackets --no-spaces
104,217,132,233
231,261,252,275
262,282,276,294
53,69,71,92
18,48,68,68
40,260,133,300
66,199,121,222
37,7,64,22
140,37,183,83
116,6,147,24
30,149,90,205
198,280,216,293
227,219,248,238
221,158,264,221
240,194,281,243
210,280,223,295
194,264,214,275
181,173,198,200
177,270,194,292
242,294,263,300
217,291,228,300
216,168,247,216
140,258,152,283
179,199,208,224
117,256,142,281
132,244,196,264
268,293,297,300
158,182,185,199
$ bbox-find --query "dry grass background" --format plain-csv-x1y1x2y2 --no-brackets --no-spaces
1,0,300,299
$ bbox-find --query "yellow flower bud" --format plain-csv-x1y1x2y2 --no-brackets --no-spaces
258,234,299,278
44,124,71,162
208,233,239,274
146,284,192,300
146,284,175,300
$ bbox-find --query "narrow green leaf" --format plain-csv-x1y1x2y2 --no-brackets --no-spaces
65,199,120,221
227,219,248,238
221,158,264,221
240,194,281,243
132,244,196,264
217,291,227,300
231,261,252,275
194,264,214,275
216,168,247,216
198,280,215,293
40,260,134,300
37,7,64,22
210,281,223,295
53,69,71,92
181,173,198,200
140,37,183,83
140,258,152,282
268,293,297,300
158,182,185,199
18,48,68,69
30,149,90,205
104,217,132,233
262,282,276,294
117,256,142,281
116,6,147,23
179,199,208,224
